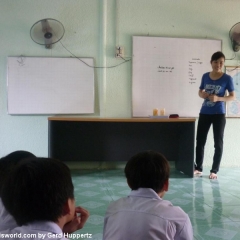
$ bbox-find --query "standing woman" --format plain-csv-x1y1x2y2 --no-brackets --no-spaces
194,51,235,179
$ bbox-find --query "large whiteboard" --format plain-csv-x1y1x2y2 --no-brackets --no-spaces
132,36,221,117
7,57,94,114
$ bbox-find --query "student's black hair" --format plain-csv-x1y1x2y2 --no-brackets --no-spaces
124,150,170,193
1,157,74,226
0,150,36,196
211,51,225,62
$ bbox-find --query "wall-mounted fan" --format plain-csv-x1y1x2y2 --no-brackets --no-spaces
30,18,65,49
229,22,240,52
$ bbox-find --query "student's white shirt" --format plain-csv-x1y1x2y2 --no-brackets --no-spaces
0,198,17,231
0,221,68,240
103,188,193,240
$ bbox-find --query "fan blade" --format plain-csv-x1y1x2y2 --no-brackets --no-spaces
41,19,52,34
231,32,240,44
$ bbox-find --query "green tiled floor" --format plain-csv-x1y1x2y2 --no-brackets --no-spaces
71,167,240,240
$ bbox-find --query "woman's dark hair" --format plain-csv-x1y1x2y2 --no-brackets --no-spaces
124,150,170,193
1,157,74,226
211,51,225,62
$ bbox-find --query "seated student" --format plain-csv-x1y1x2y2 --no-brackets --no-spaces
0,157,89,240
103,150,193,240
0,150,36,231
0,151,89,234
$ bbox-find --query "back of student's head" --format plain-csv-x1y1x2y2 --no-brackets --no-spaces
124,150,170,193
1,157,74,226
0,150,36,196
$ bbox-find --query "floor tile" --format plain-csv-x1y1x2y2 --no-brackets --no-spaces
71,167,240,240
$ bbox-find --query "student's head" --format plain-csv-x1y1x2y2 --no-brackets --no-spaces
124,150,170,194
1,157,75,226
0,150,36,196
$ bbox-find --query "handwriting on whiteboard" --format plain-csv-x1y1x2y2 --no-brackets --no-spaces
157,66,174,73
188,58,203,84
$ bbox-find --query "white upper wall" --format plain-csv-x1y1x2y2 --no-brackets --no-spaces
0,0,240,167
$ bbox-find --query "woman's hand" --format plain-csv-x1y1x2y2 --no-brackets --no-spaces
199,90,209,99
208,94,219,102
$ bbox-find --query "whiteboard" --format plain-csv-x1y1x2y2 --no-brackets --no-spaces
7,57,94,114
132,36,222,117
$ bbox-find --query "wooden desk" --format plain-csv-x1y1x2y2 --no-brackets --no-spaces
48,117,196,177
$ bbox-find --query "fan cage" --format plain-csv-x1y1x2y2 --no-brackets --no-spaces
30,18,65,46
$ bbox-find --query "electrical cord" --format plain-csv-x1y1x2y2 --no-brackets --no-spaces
59,41,131,69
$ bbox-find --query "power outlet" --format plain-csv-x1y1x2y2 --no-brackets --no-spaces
115,46,124,58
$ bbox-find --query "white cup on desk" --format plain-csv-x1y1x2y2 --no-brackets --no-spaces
160,108,165,116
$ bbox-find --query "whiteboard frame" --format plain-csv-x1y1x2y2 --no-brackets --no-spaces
7,57,95,115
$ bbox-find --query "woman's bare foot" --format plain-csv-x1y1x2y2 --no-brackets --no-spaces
209,172,217,179
194,170,202,175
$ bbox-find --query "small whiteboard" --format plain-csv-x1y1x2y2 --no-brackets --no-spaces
132,36,221,117
7,57,94,114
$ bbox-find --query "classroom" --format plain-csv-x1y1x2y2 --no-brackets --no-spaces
1,0,240,239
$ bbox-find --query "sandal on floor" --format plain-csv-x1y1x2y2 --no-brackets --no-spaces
194,170,202,175
209,173,217,179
